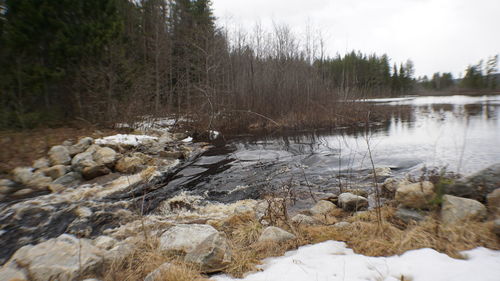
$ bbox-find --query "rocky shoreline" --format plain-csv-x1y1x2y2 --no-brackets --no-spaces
0,131,499,281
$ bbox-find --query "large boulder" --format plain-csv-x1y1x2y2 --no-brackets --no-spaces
71,151,96,172
487,189,500,218
4,234,104,281
93,147,117,168
258,226,296,243
445,163,500,202
441,195,487,224
48,145,71,165
115,156,145,174
184,232,232,273
68,137,93,156
159,224,218,253
310,200,337,215
395,181,435,209
338,192,368,211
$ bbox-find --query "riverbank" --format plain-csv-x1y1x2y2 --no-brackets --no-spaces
0,126,499,280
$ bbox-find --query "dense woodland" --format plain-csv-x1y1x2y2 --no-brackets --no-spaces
1,0,494,131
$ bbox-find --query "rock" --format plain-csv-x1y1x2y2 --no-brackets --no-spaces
395,208,426,223
85,144,102,154
48,145,71,165
68,137,93,156
158,132,174,144
82,165,111,180
258,226,296,243
93,147,117,168
93,236,117,250
367,167,391,180
395,181,435,209
185,232,232,273
32,157,50,170
53,172,82,186
310,200,337,215
159,224,218,253
173,132,187,141
333,222,351,228
48,183,65,193
159,151,184,159
11,188,35,198
27,172,53,190
445,163,500,202
5,234,104,281
0,264,28,281
0,179,15,187
381,178,409,197
41,164,69,180
441,195,487,224
11,167,34,184
71,151,96,172
144,262,172,281
0,185,13,194
344,188,369,198
493,219,500,236
115,156,145,174
338,192,369,211
487,188,500,218
291,214,317,225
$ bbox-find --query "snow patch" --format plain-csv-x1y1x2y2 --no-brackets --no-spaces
182,136,193,143
95,134,158,146
215,241,500,281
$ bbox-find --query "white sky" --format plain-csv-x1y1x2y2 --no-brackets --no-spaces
212,0,500,78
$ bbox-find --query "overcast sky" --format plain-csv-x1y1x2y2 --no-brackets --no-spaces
212,0,499,78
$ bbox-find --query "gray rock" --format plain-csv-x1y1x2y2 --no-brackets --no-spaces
5,234,104,281
53,172,82,186
27,172,53,190
93,147,117,168
184,232,232,273
144,263,172,281
258,226,296,243
41,164,69,180
487,188,500,218
310,200,337,215
0,179,15,187
291,214,317,225
48,145,71,165
82,165,111,180
33,157,50,170
68,137,94,156
11,188,36,198
338,192,369,211
115,156,145,174
395,181,435,209
493,219,500,236
441,195,487,224
159,224,218,253
445,163,500,202
0,264,28,280
333,222,351,228
395,208,426,223
71,151,96,172
11,167,34,184
0,185,14,194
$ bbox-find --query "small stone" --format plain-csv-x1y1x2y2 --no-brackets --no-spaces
291,214,317,225
41,165,69,180
338,193,369,211
53,172,82,186
395,208,426,223
48,145,71,165
258,226,296,243
11,188,35,197
395,181,435,209
33,158,50,170
27,172,53,190
441,195,487,224
333,222,351,228
11,167,34,184
144,263,173,281
82,165,111,180
68,137,94,156
310,200,337,215
115,156,145,174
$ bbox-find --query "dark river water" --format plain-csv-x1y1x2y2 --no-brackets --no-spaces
165,95,500,204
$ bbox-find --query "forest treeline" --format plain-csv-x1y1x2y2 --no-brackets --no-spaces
418,55,498,91
0,0,415,130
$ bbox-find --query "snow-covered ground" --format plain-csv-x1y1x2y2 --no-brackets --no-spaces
215,241,500,281
95,134,158,146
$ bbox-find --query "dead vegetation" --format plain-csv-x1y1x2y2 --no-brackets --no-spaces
101,203,499,280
